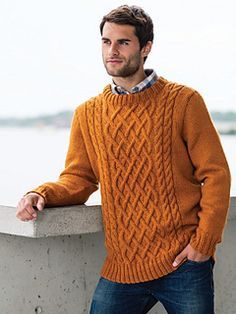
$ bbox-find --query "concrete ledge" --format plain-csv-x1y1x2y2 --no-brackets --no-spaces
228,196,236,219
0,198,235,313
0,197,235,238
0,205,103,238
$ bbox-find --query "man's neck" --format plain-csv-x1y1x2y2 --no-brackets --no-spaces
112,70,147,92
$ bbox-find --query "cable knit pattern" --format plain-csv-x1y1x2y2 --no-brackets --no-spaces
29,76,231,283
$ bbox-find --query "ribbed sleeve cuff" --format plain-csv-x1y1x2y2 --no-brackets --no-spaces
189,227,220,256
24,188,47,204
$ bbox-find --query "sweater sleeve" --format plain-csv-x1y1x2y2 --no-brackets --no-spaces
26,106,99,206
182,91,231,256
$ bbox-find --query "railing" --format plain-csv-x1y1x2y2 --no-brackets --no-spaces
0,197,235,314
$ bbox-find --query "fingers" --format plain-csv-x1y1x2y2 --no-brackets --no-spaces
16,197,37,221
172,244,210,267
36,198,45,211
16,193,45,222
172,246,188,267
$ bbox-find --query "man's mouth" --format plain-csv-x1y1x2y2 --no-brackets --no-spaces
106,59,123,64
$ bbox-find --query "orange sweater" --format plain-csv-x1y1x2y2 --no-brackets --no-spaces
30,77,231,283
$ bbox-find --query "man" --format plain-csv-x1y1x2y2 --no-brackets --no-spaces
16,5,231,314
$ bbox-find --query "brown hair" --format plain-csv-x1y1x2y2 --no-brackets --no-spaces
100,5,154,61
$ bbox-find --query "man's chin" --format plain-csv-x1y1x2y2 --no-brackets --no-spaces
104,64,140,78
105,69,121,77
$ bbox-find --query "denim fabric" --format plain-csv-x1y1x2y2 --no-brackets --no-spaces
90,258,215,314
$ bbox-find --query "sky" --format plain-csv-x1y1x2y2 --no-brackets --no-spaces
0,0,235,118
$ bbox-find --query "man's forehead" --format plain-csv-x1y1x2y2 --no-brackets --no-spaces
102,22,136,38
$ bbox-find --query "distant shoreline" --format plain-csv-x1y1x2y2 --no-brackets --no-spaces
0,110,236,135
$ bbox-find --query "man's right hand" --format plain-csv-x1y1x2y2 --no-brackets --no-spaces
16,193,45,222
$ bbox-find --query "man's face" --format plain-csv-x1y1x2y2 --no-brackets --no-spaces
101,22,144,78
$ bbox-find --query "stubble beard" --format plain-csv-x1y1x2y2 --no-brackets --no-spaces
104,51,142,78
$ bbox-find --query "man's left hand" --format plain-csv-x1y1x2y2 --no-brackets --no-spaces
172,244,210,267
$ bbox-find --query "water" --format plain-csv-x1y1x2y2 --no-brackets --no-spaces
0,128,235,207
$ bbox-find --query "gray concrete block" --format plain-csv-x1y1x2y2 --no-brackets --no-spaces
0,198,235,313
0,205,103,238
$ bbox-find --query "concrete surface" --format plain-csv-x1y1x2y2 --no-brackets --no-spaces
0,204,103,237
0,197,235,313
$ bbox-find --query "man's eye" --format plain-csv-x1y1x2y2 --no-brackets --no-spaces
102,40,110,45
120,41,129,45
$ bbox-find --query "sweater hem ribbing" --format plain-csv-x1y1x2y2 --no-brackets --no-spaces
100,252,180,284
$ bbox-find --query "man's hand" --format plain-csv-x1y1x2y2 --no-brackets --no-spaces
16,193,45,222
172,243,210,267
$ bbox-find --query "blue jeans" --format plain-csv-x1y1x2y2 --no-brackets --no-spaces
90,258,215,314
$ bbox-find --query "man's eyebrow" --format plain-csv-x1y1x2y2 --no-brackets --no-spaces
101,37,132,42
117,39,131,42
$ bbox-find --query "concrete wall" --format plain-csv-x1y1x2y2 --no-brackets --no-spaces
0,198,235,314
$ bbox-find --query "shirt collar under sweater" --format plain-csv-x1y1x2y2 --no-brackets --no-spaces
111,69,158,94
104,75,167,107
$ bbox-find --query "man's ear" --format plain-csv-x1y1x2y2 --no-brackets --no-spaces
141,41,153,58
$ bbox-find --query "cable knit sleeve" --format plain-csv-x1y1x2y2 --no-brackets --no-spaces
27,106,99,206
182,91,231,256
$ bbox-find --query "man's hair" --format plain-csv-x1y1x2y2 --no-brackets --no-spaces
100,5,154,61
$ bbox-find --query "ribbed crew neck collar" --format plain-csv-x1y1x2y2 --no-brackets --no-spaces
102,76,168,106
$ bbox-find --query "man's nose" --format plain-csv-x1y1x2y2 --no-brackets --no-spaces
108,43,119,56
